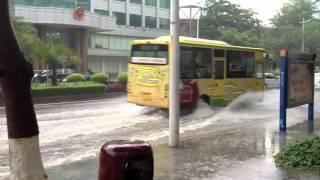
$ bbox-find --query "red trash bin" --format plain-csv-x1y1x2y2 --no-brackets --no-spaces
98,140,153,180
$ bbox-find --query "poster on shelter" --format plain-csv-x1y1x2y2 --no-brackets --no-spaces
287,63,314,108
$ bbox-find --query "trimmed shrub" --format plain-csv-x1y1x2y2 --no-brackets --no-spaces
31,82,105,97
66,73,85,82
117,72,128,84
91,72,108,84
274,136,320,170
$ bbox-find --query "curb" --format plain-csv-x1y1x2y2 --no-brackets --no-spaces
0,92,127,106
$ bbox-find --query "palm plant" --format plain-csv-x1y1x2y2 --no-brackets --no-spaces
12,17,41,61
33,37,80,86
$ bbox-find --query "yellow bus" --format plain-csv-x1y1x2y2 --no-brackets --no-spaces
127,36,266,109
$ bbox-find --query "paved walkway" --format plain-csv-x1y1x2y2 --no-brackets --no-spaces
46,118,320,180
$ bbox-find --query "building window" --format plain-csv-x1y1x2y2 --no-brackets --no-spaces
146,0,157,6
159,18,169,30
109,35,143,50
130,0,142,4
145,16,157,28
130,14,142,27
91,34,109,49
115,0,126,2
227,51,255,78
94,9,109,16
113,12,126,25
180,47,212,79
160,0,170,9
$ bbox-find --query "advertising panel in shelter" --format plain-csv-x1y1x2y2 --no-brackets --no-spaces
287,54,316,108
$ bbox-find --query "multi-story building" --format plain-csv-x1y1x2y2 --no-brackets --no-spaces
11,0,170,75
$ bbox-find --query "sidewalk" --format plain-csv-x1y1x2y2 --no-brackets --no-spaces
46,118,320,180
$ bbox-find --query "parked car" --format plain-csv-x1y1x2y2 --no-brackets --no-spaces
33,69,75,83
264,73,280,89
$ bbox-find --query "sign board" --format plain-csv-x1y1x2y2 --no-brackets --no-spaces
287,54,315,108
279,49,316,132
131,57,167,65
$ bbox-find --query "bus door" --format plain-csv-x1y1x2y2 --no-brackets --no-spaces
212,49,226,106
254,52,265,92
255,61,265,91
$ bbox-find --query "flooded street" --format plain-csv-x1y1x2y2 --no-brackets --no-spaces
1,90,320,179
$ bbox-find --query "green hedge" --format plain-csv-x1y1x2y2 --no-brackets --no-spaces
91,72,108,84
274,136,320,170
66,73,85,83
117,72,128,84
31,82,105,97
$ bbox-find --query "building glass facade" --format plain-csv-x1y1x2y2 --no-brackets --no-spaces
130,0,142,5
14,0,91,11
159,18,170,29
145,0,157,7
94,9,109,16
130,14,142,27
160,0,170,9
145,16,157,28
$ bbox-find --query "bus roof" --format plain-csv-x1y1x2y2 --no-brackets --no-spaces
132,36,265,52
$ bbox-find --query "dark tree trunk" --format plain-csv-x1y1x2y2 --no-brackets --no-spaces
0,1,47,179
51,63,58,86
0,0,39,139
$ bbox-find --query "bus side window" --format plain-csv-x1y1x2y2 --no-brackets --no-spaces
194,48,212,79
180,47,195,79
227,50,255,78
180,47,212,79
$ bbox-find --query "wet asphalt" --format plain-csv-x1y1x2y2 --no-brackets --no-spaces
1,90,320,179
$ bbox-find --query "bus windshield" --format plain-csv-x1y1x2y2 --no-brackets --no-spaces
131,44,168,65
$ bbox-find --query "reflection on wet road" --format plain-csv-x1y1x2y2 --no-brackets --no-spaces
0,90,320,179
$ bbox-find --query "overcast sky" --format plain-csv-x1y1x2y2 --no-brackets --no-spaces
179,0,290,26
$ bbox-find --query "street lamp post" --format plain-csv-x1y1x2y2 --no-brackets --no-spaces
299,17,312,52
180,5,202,38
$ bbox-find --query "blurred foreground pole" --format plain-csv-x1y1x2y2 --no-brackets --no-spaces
169,0,180,147
0,1,47,179
279,49,288,132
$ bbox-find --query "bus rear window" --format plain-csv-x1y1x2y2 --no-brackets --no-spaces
131,44,168,65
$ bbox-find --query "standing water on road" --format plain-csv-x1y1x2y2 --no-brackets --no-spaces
0,90,319,179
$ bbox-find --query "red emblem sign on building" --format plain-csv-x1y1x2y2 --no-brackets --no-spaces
74,7,85,21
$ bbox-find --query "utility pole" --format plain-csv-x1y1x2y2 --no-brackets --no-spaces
169,0,180,148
